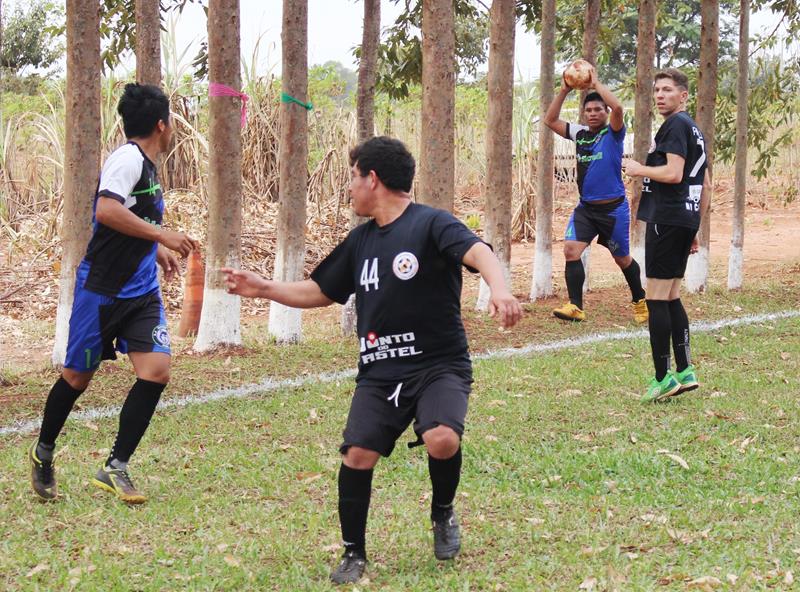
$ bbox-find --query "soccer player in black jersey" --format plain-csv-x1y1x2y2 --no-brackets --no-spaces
29,84,199,503
623,68,712,402
544,65,647,323
223,136,522,584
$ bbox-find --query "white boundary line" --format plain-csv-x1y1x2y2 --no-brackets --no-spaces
2,310,798,438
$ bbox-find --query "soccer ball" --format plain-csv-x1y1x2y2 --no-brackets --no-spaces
564,59,593,90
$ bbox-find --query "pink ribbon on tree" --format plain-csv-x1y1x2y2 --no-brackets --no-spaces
208,82,250,128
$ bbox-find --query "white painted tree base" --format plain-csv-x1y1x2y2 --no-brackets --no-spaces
581,245,592,293
685,247,709,293
727,245,743,290
530,249,553,300
630,243,646,290
194,288,242,351
340,294,357,335
51,275,77,367
268,302,302,343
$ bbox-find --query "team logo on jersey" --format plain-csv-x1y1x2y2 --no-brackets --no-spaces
152,324,171,347
392,252,419,280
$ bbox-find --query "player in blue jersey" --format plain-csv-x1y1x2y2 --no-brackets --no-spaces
544,66,647,323
29,83,199,503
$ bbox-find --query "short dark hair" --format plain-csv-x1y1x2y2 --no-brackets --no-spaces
654,68,689,91
348,136,416,193
117,83,171,138
582,91,606,108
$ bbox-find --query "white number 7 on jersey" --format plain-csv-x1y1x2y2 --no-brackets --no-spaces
360,257,379,292
689,137,706,178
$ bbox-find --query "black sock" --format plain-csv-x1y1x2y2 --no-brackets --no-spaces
621,259,646,302
38,377,86,448
669,298,691,372
565,260,585,309
338,463,373,557
429,448,462,521
107,378,165,466
646,300,672,380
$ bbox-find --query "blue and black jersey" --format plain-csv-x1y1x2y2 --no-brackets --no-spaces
566,122,626,202
79,142,164,298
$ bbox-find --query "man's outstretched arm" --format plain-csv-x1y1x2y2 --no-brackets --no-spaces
221,268,334,309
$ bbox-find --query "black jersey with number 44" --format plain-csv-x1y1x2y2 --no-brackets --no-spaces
311,203,483,385
637,111,707,230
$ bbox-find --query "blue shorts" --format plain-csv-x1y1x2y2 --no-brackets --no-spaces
564,197,631,257
64,286,170,371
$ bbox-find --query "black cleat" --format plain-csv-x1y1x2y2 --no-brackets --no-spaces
29,442,57,501
92,466,147,504
432,509,461,560
330,549,367,585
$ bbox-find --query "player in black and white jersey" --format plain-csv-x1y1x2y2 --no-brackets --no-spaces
623,68,712,402
29,84,199,504
222,136,522,584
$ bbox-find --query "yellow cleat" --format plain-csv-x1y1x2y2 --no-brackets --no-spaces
553,302,586,322
632,298,649,324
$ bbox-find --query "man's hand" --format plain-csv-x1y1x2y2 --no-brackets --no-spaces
588,65,598,88
622,158,645,178
156,244,180,282
221,268,268,299
690,236,699,255
561,72,572,92
159,230,199,257
489,288,523,329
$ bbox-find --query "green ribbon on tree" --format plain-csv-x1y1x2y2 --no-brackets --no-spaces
280,92,313,110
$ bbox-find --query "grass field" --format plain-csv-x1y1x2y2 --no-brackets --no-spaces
1,307,799,591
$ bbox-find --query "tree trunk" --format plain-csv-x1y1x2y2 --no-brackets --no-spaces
419,0,455,212
629,0,657,284
477,0,515,311
52,0,101,366
728,0,748,290
135,0,161,86
531,0,555,299
342,0,380,334
685,0,719,293
579,0,601,291
194,0,243,350
268,0,308,343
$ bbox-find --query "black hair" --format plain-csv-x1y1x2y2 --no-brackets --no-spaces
348,136,415,193
583,91,606,108
117,83,171,138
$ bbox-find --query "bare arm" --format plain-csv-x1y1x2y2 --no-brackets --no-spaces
543,83,572,139
95,197,199,256
462,242,522,328
589,68,624,132
221,269,333,309
622,153,685,184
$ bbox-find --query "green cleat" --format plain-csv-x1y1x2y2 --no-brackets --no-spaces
674,365,699,394
641,373,681,403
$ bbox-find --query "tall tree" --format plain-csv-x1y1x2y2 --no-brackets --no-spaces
135,0,160,85
578,0,601,292
477,0,515,310
728,0,749,290
419,0,455,212
342,0,380,335
685,0,719,293
531,0,555,299
53,0,101,365
268,0,308,342
194,0,243,350
629,0,657,278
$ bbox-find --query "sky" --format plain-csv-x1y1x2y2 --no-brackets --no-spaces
4,0,790,82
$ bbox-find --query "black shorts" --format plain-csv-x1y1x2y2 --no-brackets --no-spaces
340,368,472,457
644,222,697,279
564,198,630,257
